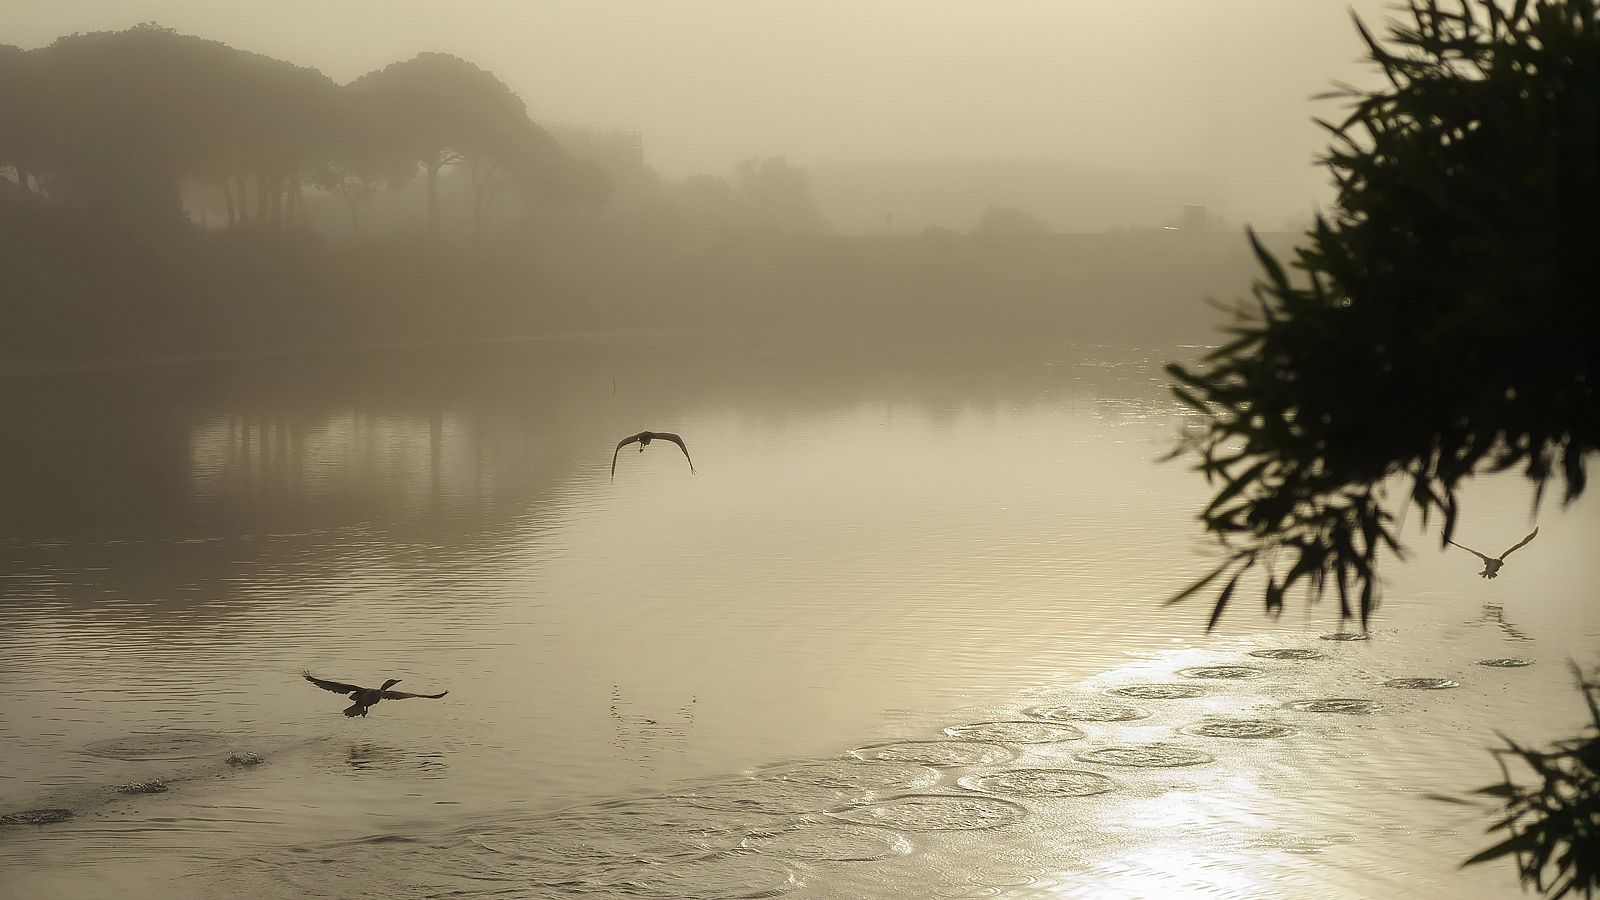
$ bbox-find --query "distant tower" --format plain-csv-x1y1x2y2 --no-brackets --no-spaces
1182,204,1209,233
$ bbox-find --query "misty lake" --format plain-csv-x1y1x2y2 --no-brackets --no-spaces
2,334,1596,899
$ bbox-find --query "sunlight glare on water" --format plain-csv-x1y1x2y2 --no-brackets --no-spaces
0,336,1596,899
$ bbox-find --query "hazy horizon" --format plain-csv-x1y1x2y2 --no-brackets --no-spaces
10,0,1396,225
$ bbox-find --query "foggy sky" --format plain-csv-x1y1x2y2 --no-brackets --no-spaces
12,1,1396,224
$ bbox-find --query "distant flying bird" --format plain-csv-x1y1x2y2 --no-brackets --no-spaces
302,672,448,718
1448,527,1539,579
611,431,695,481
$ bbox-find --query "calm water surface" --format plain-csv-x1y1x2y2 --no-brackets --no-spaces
1,336,1596,899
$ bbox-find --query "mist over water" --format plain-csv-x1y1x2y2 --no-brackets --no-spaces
3,0,1596,895
2,338,1595,898
7,0,1396,225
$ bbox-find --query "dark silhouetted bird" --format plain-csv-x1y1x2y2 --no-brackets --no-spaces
302,672,448,718
1447,527,1539,579
611,431,695,481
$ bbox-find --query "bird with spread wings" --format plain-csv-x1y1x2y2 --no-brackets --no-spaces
302,672,449,718
1447,527,1539,579
611,431,696,481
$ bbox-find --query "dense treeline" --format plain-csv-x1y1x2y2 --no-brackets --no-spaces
0,25,1262,366
0,24,601,235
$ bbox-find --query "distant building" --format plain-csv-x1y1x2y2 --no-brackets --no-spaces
1182,204,1209,233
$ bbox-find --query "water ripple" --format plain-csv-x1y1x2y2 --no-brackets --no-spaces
1073,745,1214,768
742,823,913,861
1248,648,1327,661
1381,678,1460,691
943,721,1085,743
849,741,1016,768
1284,698,1381,715
828,794,1028,832
956,769,1119,798
1106,684,1208,700
1180,720,1298,739
1025,700,1150,722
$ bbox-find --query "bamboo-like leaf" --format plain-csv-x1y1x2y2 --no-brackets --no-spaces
1172,387,1212,416
1264,577,1285,615
1206,569,1245,632
1247,227,1291,293
1164,562,1231,607
1426,792,1484,807
1463,830,1541,866
1205,460,1270,515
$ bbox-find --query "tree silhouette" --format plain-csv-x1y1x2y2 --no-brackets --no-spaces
1168,7,1597,893
229,52,340,231
666,173,743,233
534,157,612,213
0,44,46,198
20,25,340,230
733,156,823,233
348,52,576,238
971,205,1051,237
1167,0,1597,630
2,28,597,240
1460,664,1600,899
311,88,416,236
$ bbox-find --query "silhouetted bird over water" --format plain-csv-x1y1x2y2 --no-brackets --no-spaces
611,431,695,481
1448,527,1539,579
302,672,449,718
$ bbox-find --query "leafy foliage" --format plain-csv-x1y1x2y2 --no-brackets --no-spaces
1463,664,1600,898
1167,0,1599,628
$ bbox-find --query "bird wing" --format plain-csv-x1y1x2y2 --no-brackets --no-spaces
654,432,696,473
378,689,449,700
612,433,643,481
1498,527,1539,560
1445,540,1495,565
303,672,363,694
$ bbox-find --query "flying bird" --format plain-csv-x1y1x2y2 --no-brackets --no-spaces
611,431,695,481
302,672,448,718
1447,527,1539,579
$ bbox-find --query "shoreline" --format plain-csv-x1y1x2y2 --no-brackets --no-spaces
0,329,735,380
0,329,1195,380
